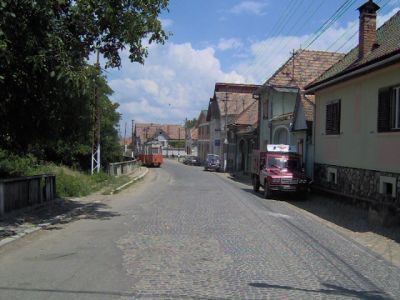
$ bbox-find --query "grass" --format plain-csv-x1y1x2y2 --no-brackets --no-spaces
0,149,137,198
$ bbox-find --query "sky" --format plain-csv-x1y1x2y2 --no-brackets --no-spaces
103,0,400,133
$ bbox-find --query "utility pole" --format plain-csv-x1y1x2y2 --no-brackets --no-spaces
91,49,101,174
291,49,296,81
131,120,135,158
224,92,229,172
185,117,188,155
123,121,127,155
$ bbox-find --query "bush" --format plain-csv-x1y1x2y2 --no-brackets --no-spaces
0,148,118,197
56,169,93,197
0,149,37,177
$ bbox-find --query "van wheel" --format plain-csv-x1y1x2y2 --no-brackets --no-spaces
264,182,272,199
252,176,260,192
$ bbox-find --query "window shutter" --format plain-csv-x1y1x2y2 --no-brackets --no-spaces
377,88,391,132
326,104,333,134
326,101,340,135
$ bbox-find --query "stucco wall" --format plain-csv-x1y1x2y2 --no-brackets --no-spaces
314,63,400,174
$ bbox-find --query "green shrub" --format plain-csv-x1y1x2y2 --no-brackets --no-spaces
56,169,93,197
0,149,37,177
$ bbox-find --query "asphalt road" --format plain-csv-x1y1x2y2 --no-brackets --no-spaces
0,160,399,300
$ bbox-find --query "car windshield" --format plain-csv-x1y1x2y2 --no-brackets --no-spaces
268,156,299,170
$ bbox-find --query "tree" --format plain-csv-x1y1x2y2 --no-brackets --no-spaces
185,118,198,129
0,0,169,168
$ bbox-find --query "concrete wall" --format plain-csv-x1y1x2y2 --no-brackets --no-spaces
0,175,56,216
108,160,139,176
314,63,400,173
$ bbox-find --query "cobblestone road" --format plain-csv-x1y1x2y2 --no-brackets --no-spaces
0,160,399,299
116,161,400,299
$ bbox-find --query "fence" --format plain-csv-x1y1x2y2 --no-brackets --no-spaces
0,175,56,216
108,159,139,176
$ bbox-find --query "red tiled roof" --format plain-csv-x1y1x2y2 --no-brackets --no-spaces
266,50,345,89
212,83,261,120
119,137,132,146
307,11,400,90
234,100,259,126
135,123,185,141
190,128,199,140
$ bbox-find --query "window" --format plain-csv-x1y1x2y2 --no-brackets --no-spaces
326,100,341,135
379,176,396,198
327,167,337,184
378,85,400,132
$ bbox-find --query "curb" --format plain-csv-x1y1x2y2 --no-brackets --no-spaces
0,168,149,249
110,168,148,195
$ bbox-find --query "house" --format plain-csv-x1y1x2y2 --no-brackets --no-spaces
228,100,259,173
255,50,344,176
185,127,199,157
133,123,186,155
305,1,400,207
207,83,260,171
196,110,210,162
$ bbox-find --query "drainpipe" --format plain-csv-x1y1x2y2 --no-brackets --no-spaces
312,100,316,181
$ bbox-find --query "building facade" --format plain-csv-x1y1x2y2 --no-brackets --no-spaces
305,2,400,207
207,83,260,171
256,50,344,177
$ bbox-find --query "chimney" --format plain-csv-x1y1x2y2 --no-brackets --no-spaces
358,0,380,59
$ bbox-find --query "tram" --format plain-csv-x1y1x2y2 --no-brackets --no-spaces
139,142,163,167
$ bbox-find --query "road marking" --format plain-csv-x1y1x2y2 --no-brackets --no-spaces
266,212,293,219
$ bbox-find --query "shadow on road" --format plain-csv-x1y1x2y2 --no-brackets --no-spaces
0,286,230,300
240,184,400,244
0,200,120,239
249,282,391,299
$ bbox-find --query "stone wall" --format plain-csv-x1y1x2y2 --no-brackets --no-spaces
314,163,400,208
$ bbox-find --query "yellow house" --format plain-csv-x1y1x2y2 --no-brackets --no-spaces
305,1,400,207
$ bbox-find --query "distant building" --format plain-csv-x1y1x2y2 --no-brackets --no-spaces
228,100,259,173
207,83,261,171
133,123,185,155
196,110,210,162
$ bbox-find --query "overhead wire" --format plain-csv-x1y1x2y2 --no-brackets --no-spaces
240,0,321,82
253,0,358,83
238,0,300,78
333,0,392,53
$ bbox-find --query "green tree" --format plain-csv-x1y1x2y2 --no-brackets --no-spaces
0,0,169,169
185,118,198,129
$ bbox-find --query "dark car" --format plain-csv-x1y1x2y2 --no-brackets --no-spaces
204,154,221,172
183,156,202,166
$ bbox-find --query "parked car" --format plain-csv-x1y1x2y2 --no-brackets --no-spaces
204,154,221,172
183,156,202,166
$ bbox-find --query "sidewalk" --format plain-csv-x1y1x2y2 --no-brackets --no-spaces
219,171,400,268
0,167,148,248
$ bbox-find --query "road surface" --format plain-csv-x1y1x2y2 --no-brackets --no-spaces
0,160,399,299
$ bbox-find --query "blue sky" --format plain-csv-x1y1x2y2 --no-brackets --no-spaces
105,0,400,132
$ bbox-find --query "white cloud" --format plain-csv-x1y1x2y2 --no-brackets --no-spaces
228,1,268,16
109,42,244,125
160,18,174,29
234,7,400,84
217,38,243,51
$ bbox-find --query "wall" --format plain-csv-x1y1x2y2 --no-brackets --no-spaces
258,88,298,151
108,160,139,176
314,63,400,173
0,175,56,215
